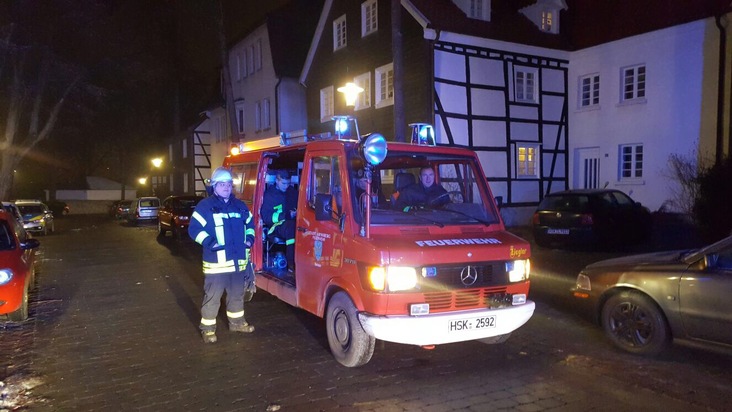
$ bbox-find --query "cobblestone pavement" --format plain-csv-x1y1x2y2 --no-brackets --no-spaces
1,215,731,411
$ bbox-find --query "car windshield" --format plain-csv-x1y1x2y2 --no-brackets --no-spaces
348,150,500,226
17,205,44,214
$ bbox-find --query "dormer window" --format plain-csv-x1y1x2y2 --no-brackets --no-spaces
452,0,491,22
519,0,566,35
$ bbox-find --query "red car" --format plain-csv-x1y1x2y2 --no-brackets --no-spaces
0,210,40,321
158,195,204,239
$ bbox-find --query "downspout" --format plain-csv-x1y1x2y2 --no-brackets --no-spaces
715,15,726,165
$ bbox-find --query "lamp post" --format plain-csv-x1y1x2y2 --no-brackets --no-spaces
149,157,163,197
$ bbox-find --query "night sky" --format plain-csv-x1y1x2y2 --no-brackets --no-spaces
1,0,290,198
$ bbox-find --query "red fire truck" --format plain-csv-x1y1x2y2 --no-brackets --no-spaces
223,118,534,367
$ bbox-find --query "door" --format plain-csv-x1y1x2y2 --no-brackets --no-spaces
576,147,600,189
296,151,346,314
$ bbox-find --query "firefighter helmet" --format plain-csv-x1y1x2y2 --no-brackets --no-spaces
210,167,233,184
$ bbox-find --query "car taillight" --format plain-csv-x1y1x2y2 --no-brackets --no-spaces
580,213,593,225
531,213,540,225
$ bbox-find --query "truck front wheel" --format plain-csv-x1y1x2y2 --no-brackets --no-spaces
326,291,375,367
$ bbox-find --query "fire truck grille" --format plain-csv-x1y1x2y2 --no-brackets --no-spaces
423,287,511,312
418,262,507,290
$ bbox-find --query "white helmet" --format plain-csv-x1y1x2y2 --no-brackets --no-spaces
210,167,233,184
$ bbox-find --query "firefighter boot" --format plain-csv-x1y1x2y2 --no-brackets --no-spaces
201,330,217,343
229,320,255,333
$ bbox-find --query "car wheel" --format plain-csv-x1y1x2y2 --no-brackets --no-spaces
325,291,375,367
8,280,30,322
601,291,670,355
158,220,167,237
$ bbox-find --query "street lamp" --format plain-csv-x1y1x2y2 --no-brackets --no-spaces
337,82,364,108
151,158,163,168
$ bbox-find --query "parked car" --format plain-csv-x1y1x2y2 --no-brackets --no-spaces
572,234,732,356
531,189,652,249
110,200,133,220
126,197,160,226
158,195,204,238
0,210,41,321
46,200,70,216
15,199,55,235
2,201,24,226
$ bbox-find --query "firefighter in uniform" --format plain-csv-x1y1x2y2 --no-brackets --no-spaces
261,169,297,270
189,167,256,343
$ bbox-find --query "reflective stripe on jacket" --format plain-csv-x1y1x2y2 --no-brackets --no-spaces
188,195,255,275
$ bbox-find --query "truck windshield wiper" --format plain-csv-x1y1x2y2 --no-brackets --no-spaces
435,208,497,226
404,207,445,227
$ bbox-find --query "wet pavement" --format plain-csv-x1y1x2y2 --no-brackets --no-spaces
1,215,731,411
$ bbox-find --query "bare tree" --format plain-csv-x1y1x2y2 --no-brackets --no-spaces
0,28,82,200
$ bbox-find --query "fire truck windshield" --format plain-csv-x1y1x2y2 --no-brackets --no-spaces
348,150,501,226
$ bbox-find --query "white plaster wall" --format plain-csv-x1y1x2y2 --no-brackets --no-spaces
568,20,707,212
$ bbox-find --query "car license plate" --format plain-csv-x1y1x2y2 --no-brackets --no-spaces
448,315,496,332
547,228,570,235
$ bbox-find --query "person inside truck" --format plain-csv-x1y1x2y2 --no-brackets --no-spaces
261,169,297,271
395,166,449,211
352,167,385,210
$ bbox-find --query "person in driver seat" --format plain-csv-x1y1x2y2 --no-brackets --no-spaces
395,166,449,211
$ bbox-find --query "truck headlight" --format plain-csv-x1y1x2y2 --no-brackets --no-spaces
367,266,418,292
506,259,530,282
0,269,13,285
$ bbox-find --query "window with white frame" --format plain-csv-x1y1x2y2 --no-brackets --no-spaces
214,115,226,143
320,86,334,122
361,0,377,37
248,45,255,74
514,67,537,103
333,14,347,51
468,0,489,20
619,144,643,179
255,39,262,71
375,63,394,109
621,64,646,102
236,103,245,133
255,101,262,131
516,144,539,178
354,72,371,110
241,51,247,78
262,98,271,130
579,74,600,108
236,54,242,80
182,138,188,159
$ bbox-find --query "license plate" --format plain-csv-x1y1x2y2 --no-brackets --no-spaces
448,315,496,332
547,228,570,235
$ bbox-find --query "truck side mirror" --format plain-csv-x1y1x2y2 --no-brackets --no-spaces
314,193,333,221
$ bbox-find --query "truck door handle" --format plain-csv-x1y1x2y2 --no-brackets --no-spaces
297,226,306,232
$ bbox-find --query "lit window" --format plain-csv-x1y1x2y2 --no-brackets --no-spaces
622,65,646,102
517,144,539,178
320,86,334,122
375,63,394,109
514,68,537,103
361,0,378,37
619,144,643,179
333,14,347,51
579,74,600,107
541,10,553,32
354,72,371,110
